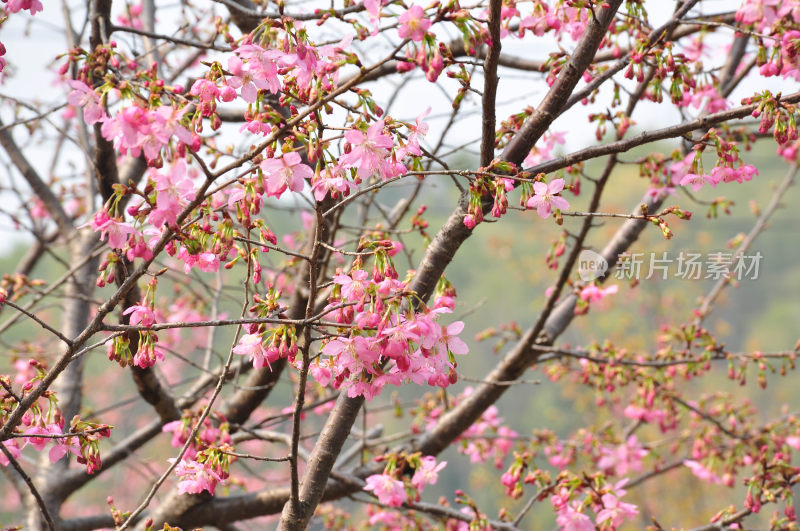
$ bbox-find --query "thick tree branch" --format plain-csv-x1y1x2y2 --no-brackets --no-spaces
0,442,57,531
479,0,502,168
0,120,73,236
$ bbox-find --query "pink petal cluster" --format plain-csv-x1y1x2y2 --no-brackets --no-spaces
149,160,196,228
456,400,518,464
5,0,43,14
398,5,432,42
597,435,648,476
683,459,722,484
226,48,280,102
528,178,570,218
595,493,639,528
122,304,155,327
523,131,566,167
579,284,618,304
311,166,357,201
175,248,221,274
92,210,137,249
671,150,759,193
411,456,446,493
232,333,283,370
312,267,470,400
66,80,106,125
163,418,232,461
132,339,165,369
735,0,780,32
340,120,403,180
101,104,192,162
261,152,313,198
363,473,406,507
116,2,143,29
519,4,561,36
171,458,224,495
555,502,594,531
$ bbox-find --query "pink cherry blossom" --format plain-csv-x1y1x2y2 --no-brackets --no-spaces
100,105,191,163
689,84,728,113
227,54,274,102
150,105,194,146
333,269,370,301
556,502,594,531
520,6,561,37
361,0,383,30
25,423,63,451
398,5,432,42
123,305,155,327
260,152,313,197
190,79,221,116
235,45,282,95
595,493,639,528
94,214,137,249
101,106,147,153
0,440,22,466
402,107,430,157
310,358,333,386
363,473,406,507
49,435,81,463
5,0,43,15
195,252,220,273
340,120,396,180
133,340,165,369
440,321,469,355
279,43,319,92
150,160,196,228
597,435,648,476
162,420,192,453
683,459,721,484
735,0,779,30
171,458,224,495
311,166,357,201
233,333,280,370
411,456,446,493
463,213,477,229
679,172,714,191
528,178,570,218
579,284,618,303
66,80,106,125
14,359,35,385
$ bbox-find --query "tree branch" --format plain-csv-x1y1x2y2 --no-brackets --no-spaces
0,119,73,236
479,0,502,168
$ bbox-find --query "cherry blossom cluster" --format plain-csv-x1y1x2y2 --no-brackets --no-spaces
667,130,759,193
1,360,110,474
161,411,234,495
414,387,518,466
363,453,447,507
550,480,638,531
299,250,470,400
169,444,234,496
736,0,800,37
